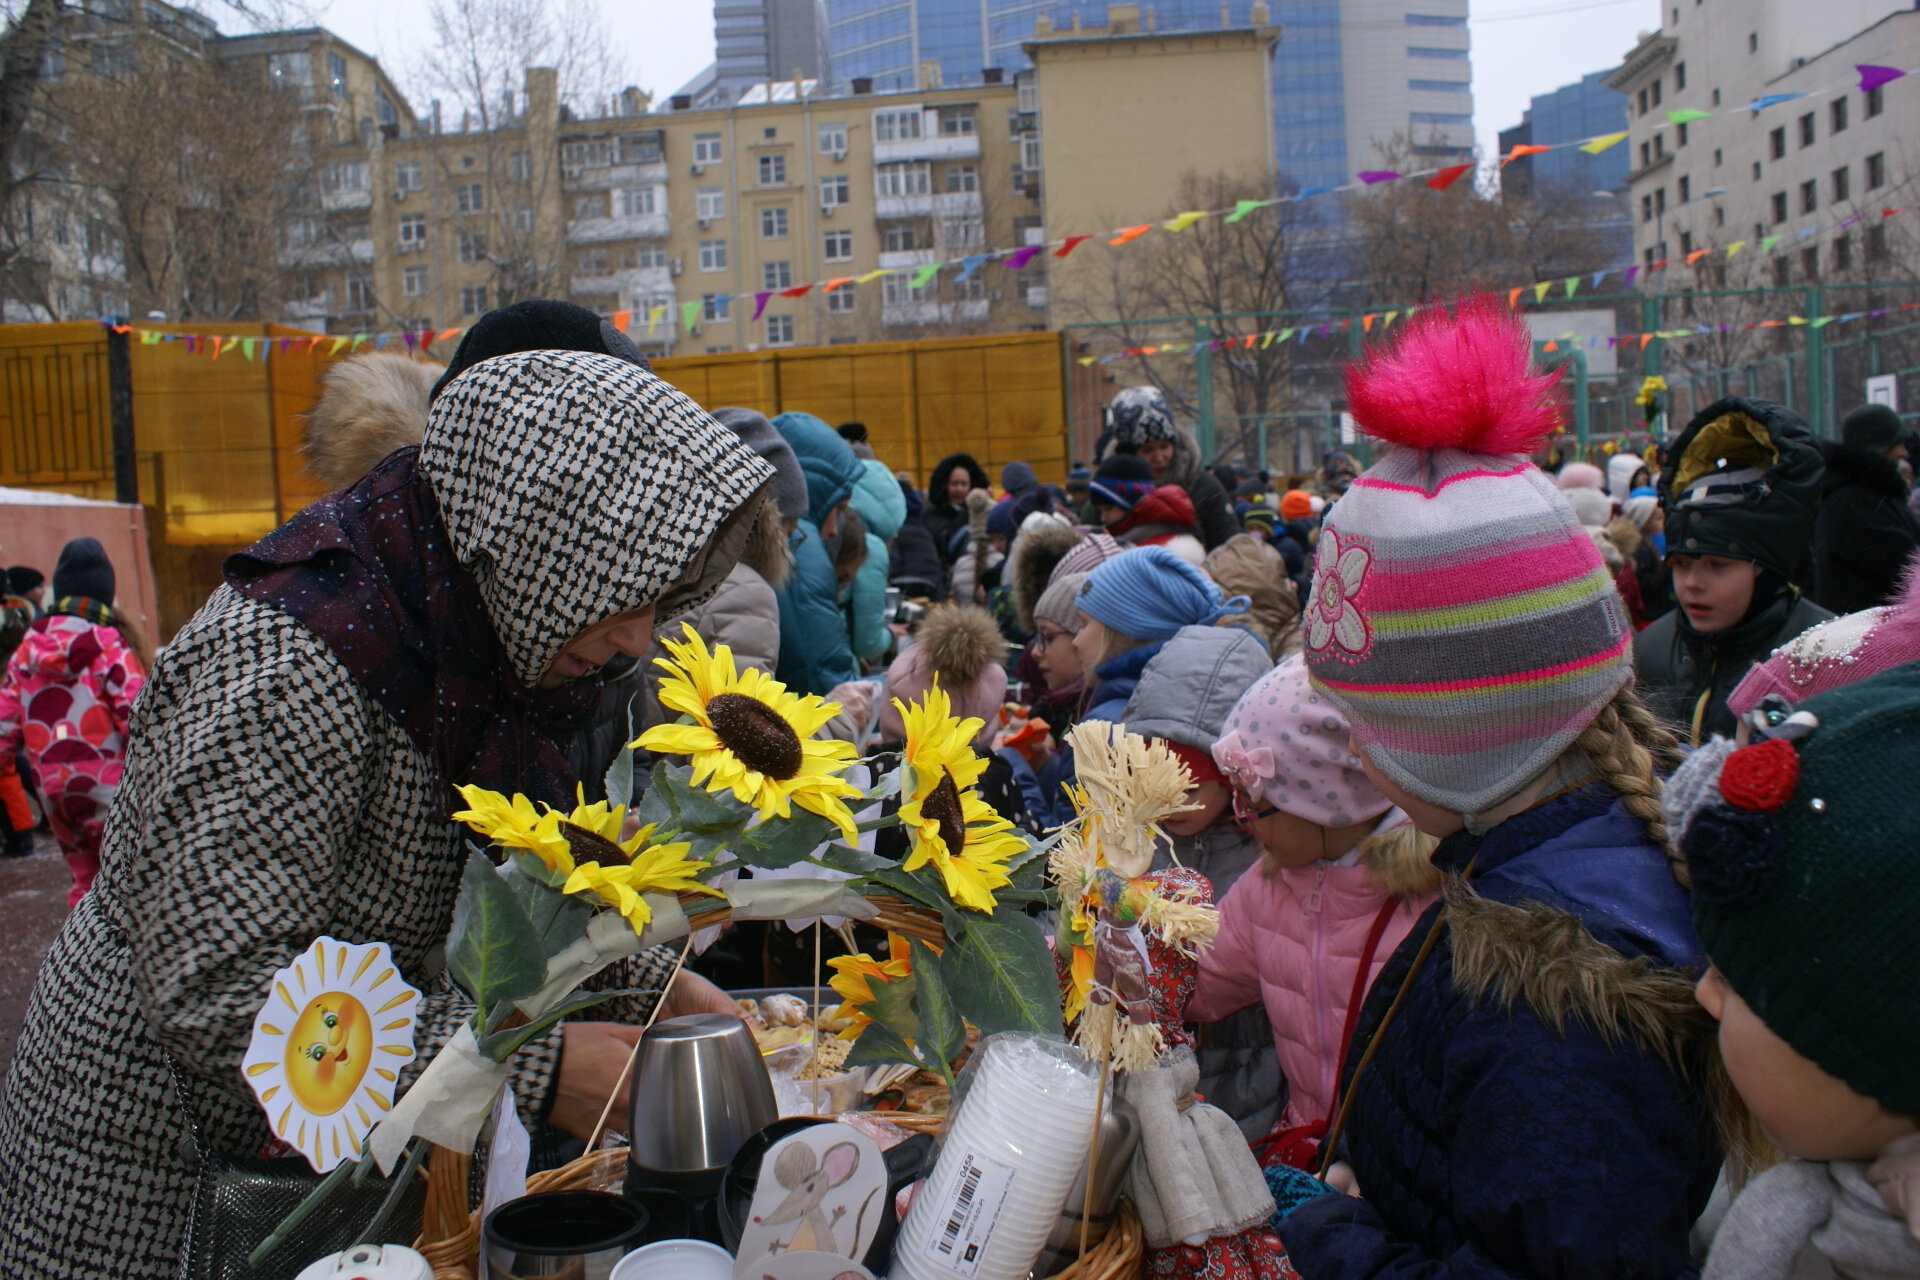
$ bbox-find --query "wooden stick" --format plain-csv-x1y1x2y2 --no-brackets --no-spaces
586,936,694,1153
1079,1056,1111,1264
810,919,823,1114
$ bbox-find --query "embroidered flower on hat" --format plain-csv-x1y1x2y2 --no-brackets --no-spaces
1305,530,1374,660
1718,737,1801,813
1682,805,1781,912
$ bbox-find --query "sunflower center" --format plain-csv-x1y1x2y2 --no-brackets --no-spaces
707,692,805,780
564,824,630,866
924,770,968,857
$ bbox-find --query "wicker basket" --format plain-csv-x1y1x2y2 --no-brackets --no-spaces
415,1140,1142,1280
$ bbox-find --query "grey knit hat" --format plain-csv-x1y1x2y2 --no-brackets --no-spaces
1033,572,1090,635
713,407,809,524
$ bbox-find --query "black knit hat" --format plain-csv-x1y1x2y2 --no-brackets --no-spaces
1662,396,1823,579
52,537,115,603
429,300,650,401
1090,454,1155,512
1841,403,1903,455
6,565,43,597
1684,662,1920,1119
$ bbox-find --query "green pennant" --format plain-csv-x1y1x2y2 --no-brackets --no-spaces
911,262,941,289
680,300,701,334
1226,199,1267,223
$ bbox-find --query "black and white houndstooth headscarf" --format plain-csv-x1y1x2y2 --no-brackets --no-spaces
422,349,776,686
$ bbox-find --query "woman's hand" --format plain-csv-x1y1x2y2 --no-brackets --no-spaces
548,1021,643,1139
1325,1161,1363,1197
657,967,743,1022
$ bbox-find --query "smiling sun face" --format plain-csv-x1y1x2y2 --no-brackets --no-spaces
242,937,421,1172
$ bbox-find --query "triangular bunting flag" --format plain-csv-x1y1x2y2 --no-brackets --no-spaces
1858,65,1906,92
1383,310,1399,328
1591,269,1608,289
751,292,773,321
1666,108,1713,124
857,268,890,283
779,283,813,297
1226,199,1267,223
910,262,941,289
1276,329,1294,344
1162,210,1208,232
1357,170,1401,184
1749,92,1805,111
680,300,700,334
1543,339,1558,352
955,254,988,282
1686,248,1711,264
1624,265,1641,287
1532,280,1552,303
612,310,632,332
1508,286,1526,308
822,276,854,292
1500,144,1551,167
1361,313,1376,332
1427,163,1473,190
436,328,462,344
1759,235,1782,254
329,337,348,354
1725,240,1747,257
1004,245,1043,270
1563,277,1579,298
1055,234,1091,258
1078,356,1097,366
645,306,666,334
1579,131,1629,155
211,336,227,359
1108,224,1152,246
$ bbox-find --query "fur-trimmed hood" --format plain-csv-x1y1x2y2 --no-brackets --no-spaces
1359,821,1443,901
303,353,439,489
1604,515,1643,560
1009,520,1085,633
742,494,793,590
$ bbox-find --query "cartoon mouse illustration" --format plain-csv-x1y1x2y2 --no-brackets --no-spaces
753,1139,876,1257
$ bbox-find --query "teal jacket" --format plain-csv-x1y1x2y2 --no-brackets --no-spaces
846,458,907,662
771,412,864,695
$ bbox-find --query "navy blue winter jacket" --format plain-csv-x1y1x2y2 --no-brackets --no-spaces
1080,641,1164,725
1281,785,1722,1280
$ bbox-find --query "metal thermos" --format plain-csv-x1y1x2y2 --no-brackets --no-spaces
1031,1095,1141,1275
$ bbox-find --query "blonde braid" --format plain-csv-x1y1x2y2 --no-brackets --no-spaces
1574,689,1690,888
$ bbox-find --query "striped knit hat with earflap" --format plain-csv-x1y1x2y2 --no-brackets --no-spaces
1302,297,1633,817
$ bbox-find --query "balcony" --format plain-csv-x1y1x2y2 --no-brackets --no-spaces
564,161,669,190
878,248,936,271
277,239,374,269
874,132,981,165
874,190,983,221
568,265,674,299
283,292,334,320
883,298,989,327
567,211,670,243
321,186,372,212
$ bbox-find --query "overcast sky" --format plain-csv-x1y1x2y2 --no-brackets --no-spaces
311,0,1660,173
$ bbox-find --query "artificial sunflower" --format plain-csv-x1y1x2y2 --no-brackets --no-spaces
826,933,914,1036
562,835,714,934
452,783,687,880
894,682,1027,912
635,625,861,841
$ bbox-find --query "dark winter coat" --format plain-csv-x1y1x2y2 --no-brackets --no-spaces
772,413,866,696
1810,439,1920,616
920,452,990,570
1281,786,1722,1280
1633,590,1833,744
1157,428,1242,550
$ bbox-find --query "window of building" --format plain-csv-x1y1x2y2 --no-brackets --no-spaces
939,107,975,136
696,188,725,220
561,140,612,170
573,194,606,220
1678,175,1690,202
632,244,668,270
614,186,657,217
1867,224,1889,261
515,205,532,233
1712,87,1721,106
460,285,488,315
940,217,984,250
1713,147,1722,166
1637,88,1648,115
1866,85,1884,118
1641,193,1653,223
882,274,933,305
873,108,922,141
402,266,427,296
455,182,483,213
325,161,367,192
1830,97,1848,134
820,174,849,207
1654,187,1666,216
763,260,792,290
827,287,856,314
702,293,730,321
882,223,922,252
1749,31,1758,52
693,133,723,164
328,51,347,96
955,275,986,301
757,153,787,185
1020,136,1041,172
1675,62,1686,90
875,162,932,198
577,247,607,274
1640,141,1651,168
1802,246,1819,278
1769,126,1785,160
458,231,487,263
1407,46,1469,59
765,314,794,345
1408,79,1469,92
1798,112,1815,147
1651,80,1662,106
267,50,308,90
1832,166,1850,203
1714,205,1725,227
1677,122,1689,146
346,272,374,310
944,164,978,193
1679,229,1693,255
818,122,847,155
1412,111,1472,125
508,151,532,182
823,228,852,262
1772,191,1788,224
1772,255,1790,287
760,206,789,238
698,238,727,271
1866,152,1886,190
617,134,662,165
763,126,777,139
1405,11,1466,23
1801,180,1817,214
398,213,427,248
1833,234,1851,273
392,162,422,193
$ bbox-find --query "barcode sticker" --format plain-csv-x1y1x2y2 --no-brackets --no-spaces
920,1145,1015,1278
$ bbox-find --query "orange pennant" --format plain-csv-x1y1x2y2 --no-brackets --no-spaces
823,276,854,292
1508,286,1525,308
1686,248,1710,264
1108,224,1152,246
612,310,632,332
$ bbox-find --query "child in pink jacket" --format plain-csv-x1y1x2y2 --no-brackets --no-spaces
1185,655,1437,1170
0,538,146,907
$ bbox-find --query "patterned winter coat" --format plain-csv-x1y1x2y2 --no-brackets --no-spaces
1279,786,1724,1280
0,351,774,1279
0,611,145,845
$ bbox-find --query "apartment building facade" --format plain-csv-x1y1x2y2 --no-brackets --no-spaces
1605,0,1917,283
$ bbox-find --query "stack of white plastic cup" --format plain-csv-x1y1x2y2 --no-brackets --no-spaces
891,1035,1100,1280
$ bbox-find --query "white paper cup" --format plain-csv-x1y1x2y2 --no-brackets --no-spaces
609,1238,732,1280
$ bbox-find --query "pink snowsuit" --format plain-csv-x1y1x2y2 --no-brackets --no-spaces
1186,855,1435,1137
0,615,144,907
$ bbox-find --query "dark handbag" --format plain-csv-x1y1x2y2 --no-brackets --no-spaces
176,1150,427,1280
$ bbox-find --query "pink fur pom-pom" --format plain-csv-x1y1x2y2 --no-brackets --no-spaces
1344,296,1565,455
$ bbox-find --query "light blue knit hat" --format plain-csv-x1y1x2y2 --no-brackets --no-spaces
1075,545,1248,643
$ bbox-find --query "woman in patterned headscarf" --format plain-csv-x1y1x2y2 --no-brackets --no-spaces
0,350,776,1277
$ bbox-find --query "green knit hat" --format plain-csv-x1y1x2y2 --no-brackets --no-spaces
1681,662,1920,1119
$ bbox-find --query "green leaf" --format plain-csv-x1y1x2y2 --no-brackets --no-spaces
736,807,837,870
479,984,665,1058
937,907,1062,1038
910,939,963,1085
859,863,941,909
446,852,546,1029
604,745,637,812
843,1020,925,1074
656,761,754,834
814,844,893,877
505,855,592,951
862,969,921,1040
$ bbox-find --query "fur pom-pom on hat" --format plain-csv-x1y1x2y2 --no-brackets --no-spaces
876,603,1009,744
303,353,439,489
1344,296,1564,456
